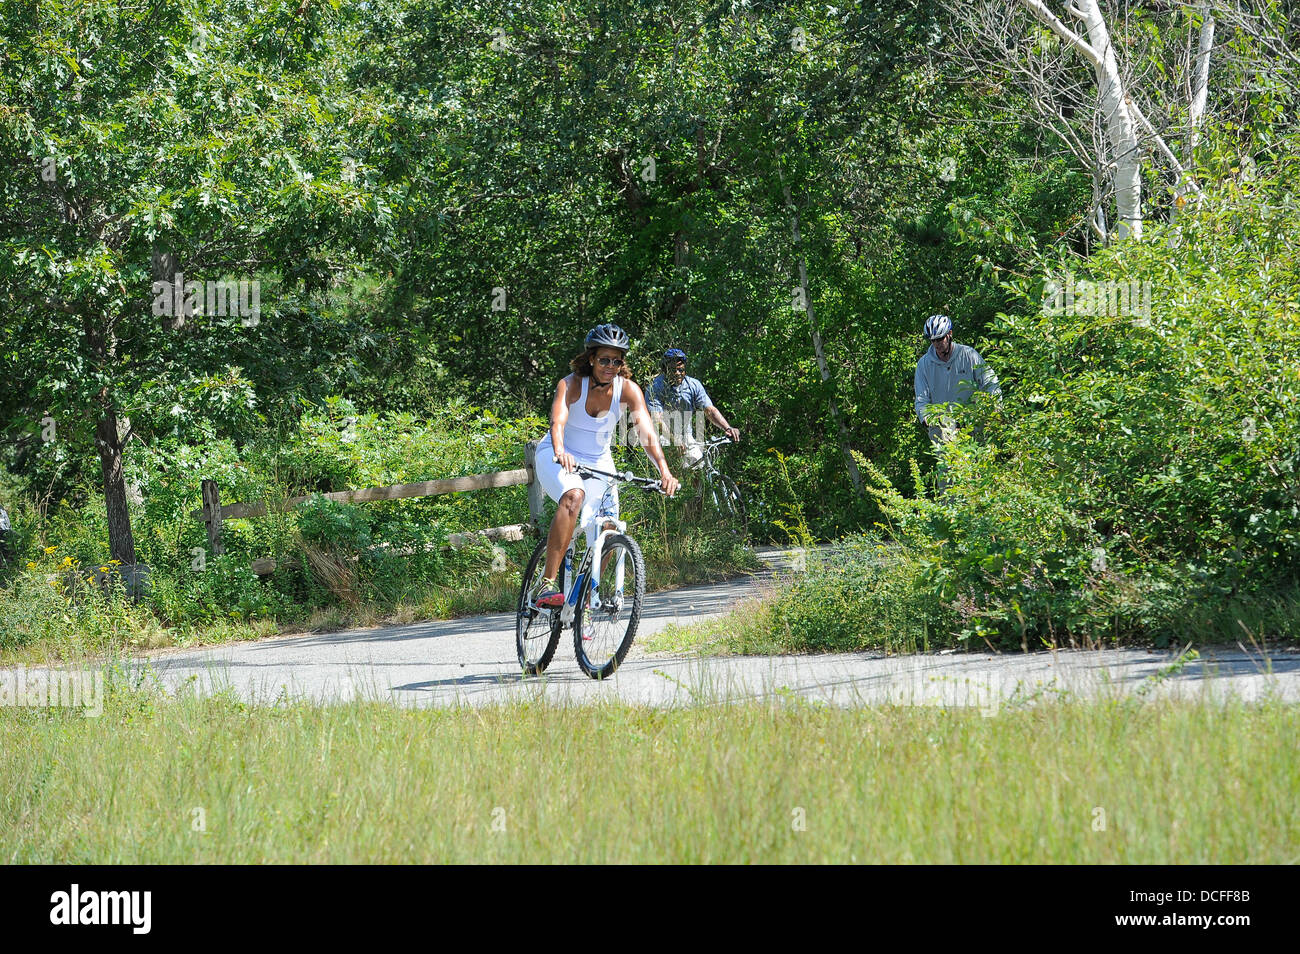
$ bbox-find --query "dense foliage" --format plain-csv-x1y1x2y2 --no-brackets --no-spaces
809,168,1300,650
2,0,1297,649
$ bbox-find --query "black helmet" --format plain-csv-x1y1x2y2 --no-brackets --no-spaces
585,323,630,352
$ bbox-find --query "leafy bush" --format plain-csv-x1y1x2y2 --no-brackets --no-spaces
759,535,944,653
296,495,375,550
851,164,1300,649
0,548,167,651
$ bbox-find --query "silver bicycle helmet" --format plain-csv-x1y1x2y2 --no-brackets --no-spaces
923,314,953,340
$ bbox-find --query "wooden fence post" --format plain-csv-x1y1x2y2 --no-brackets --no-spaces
201,479,224,555
525,440,546,534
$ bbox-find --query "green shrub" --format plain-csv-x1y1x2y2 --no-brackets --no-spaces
762,535,943,652
296,495,374,550
0,549,165,651
851,163,1300,649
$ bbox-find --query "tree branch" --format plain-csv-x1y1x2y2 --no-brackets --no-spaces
1017,0,1102,67
1127,96,1201,194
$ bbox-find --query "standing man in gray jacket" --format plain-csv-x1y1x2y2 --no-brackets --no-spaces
914,314,1001,445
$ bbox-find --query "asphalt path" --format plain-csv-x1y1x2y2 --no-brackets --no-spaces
116,546,1300,710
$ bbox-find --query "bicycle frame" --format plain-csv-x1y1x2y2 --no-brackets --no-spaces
557,521,628,626
556,469,632,626
642,434,731,475
697,437,728,481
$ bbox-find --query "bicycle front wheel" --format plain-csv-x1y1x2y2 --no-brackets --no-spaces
710,474,748,534
517,536,562,675
573,533,644,680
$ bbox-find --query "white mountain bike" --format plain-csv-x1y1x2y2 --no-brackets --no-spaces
516,464,663,679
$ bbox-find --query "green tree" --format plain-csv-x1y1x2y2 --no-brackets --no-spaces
0,0,398,562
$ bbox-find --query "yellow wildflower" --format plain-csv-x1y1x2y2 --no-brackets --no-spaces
44,545,57,553
26,561,36,570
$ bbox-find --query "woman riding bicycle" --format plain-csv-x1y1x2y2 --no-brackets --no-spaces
530,324,680,608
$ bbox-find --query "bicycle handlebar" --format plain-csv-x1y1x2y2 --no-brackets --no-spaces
575,465,665,492
555,458,666,493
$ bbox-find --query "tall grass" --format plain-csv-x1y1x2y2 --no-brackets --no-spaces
0,509,758,662
3,691,1296,863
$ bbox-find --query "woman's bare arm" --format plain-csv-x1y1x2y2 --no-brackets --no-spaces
550,376,580,473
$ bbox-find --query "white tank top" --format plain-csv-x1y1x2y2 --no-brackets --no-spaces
542,374,622,463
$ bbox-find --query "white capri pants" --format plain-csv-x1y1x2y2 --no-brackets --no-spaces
534,448,620,548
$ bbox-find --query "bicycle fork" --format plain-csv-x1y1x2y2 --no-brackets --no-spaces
589,519,629,615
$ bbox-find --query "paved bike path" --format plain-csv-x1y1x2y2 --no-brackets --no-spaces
122,547,1300,709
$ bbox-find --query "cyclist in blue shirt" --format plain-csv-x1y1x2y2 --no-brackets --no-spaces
647,349,739,466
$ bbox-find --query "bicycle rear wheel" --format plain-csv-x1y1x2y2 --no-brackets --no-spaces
573,533,644,680
516,536,562,675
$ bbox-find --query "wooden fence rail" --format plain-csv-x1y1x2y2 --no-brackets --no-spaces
193,441,547,574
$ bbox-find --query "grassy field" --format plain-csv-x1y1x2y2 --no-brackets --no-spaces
3,688,1296,863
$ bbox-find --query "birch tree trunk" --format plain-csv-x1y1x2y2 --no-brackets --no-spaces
949,0,1211,241
1017,0,1144,238
1076,0,1143,239
1175,4,1215,217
